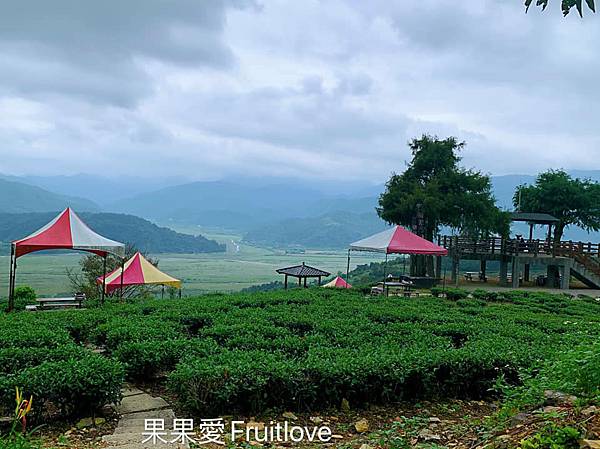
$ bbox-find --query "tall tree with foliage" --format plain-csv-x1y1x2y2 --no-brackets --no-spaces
378,135,509,276
527,0,595,16
513,170,600,243
67,243,159,301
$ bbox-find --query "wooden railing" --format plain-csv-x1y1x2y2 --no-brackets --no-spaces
438,235,600,258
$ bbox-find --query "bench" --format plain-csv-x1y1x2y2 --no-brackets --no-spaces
34,294,85,310
464,271,487,282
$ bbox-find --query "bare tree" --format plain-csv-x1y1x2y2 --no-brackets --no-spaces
67,243,160,301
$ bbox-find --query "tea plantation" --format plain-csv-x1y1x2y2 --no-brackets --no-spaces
1,288,599,420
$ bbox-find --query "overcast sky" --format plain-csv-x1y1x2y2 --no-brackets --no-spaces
0,0,597,183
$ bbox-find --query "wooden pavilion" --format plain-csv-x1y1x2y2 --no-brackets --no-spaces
276,262,330,289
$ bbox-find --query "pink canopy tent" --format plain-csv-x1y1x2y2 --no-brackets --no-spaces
8,208,125,310
346,225,448,288
323,276,351,289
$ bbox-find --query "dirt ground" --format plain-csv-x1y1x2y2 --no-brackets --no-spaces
27,394,600,449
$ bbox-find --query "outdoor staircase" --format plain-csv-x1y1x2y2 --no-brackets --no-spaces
103,386,189,449
568,252,600,290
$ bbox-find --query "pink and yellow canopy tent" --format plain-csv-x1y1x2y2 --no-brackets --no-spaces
97,252,181,297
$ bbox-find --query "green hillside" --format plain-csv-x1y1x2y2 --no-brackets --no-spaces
0,178,99,213
243,210,387,249
0,212,224,254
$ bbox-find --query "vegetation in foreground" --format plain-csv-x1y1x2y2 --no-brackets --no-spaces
1,288,599,425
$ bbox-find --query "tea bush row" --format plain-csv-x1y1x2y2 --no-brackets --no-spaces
2,288,600,417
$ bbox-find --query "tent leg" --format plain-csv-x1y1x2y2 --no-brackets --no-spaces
346,249,351,284
383,253,388,297
8,245,16,312
101,255,107,305
161,285,164,299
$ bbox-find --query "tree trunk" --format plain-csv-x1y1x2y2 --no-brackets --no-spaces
553,222,565,245
410,255,427,277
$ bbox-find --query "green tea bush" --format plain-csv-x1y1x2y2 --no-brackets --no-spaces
431,287,469,301
0,353,123,418
114,338,220,378
2,288,600,418
5,286,37,312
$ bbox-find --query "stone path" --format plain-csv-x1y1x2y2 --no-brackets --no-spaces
103,386,189,449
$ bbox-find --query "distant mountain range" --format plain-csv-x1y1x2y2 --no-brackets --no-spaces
0,212,224,254
2,170,600,249
0,178,99,213
244,211,387,249
109,180,380,231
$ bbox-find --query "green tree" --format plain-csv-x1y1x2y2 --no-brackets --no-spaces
527,0,596,16
513,170,600,243
67,243,159,301
378,135,509,276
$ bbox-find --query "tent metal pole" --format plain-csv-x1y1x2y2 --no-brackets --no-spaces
346,249,351,284
443,256,447,292
101,255,107,305
161,285,164,299
119,257,125,302
383,252,388,297
8,244,16,312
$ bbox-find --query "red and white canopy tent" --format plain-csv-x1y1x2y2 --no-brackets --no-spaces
346,225,448,287
8,208,125,310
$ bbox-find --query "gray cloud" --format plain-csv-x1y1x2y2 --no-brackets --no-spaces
0,0,597,181
0,0,250,106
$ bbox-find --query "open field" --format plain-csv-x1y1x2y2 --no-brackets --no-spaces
0,245,379,298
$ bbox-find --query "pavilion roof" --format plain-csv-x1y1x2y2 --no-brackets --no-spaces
276,262,330,277
510,212,559,224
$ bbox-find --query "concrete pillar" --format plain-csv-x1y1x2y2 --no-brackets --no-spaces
499,258,509,287
451,255,460,286
511,257,520,288
559,264,571,290
547,265,558,288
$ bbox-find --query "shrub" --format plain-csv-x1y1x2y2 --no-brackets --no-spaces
471,289,501,302
519,424,580,449
3,286,37,312
13,287,36,303
0,353,124,418
0,345,88,375
114,338,219,379
431,287,469,301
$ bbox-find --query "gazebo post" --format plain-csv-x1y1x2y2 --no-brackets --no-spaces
303,277,307,288
298,277,301,287
101,254,107,305
284,274,288,290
